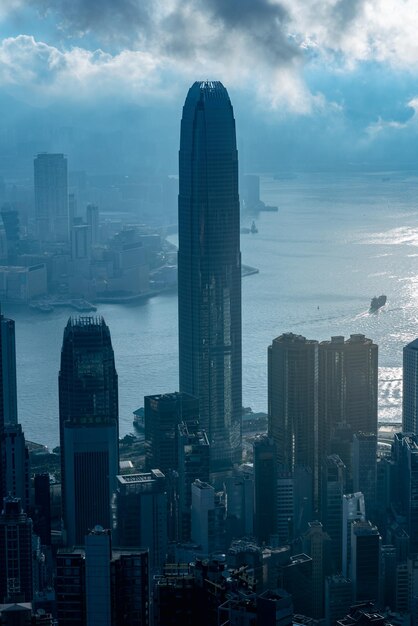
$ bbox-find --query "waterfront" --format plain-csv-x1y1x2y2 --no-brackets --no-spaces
6,171,418,449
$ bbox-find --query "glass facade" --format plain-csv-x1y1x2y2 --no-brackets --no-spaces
58,316,119,543
178,81,242,471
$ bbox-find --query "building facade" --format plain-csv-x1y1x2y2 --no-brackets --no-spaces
178,81,242,472
58,316,119,544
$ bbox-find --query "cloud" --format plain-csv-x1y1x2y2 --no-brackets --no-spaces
0,35,164,103
2,0,418,118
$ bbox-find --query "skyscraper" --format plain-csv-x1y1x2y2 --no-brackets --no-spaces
319,334,378,452
34,153,69,243
58,316,119,545
0,310,17,429
403,339,418,433
178,81,242,472
0,497,33,603
268,332,318,472
253,434,277,543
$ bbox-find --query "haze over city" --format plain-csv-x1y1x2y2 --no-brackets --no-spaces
0,2,418,626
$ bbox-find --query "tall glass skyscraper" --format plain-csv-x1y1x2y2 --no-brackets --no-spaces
34,153,69,243
178,81,242,472
59,316,119,544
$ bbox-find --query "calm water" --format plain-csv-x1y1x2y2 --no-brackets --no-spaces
6,171,418,449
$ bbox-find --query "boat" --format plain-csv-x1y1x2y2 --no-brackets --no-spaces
250,221,258,234
240,227,250,234
369,295,387,312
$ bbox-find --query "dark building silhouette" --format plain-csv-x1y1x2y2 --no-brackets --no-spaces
116,470,167,572
58,316,119,545
0,497,33,604
55,533,149,626
178,81,242,472
395,434,418,553
0,311,17,429
177,420,210,541
32,474,51,547
352,432,377,516
144,392,199,472
0,424,30,512
268,333,318,503
319,335,378,457
403,339,418,434
253,434,277,543
321,455,345,572
351,520,381,602
34,153,69,243
0,311,29,511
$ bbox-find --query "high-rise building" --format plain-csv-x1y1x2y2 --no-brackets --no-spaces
55,537,149,626
0,497,33,603
32,474,51,547
319,334,378,453
116,470,167,572
191,480,226,555
325,575,353,626
253,435,277,544
85,526,112,626
34,153,69,243
0,423,30,512
403,339,418,434
352,433,377,515
268,333,318,474
86,204,99,247
58,317,119,545
144,392,199,473
178,81,242,472
0,310,17,429
302,521,332,619
397,434,418,553
321,455,345,572
177,420,210,542
350,520,381,602
342,492,366,578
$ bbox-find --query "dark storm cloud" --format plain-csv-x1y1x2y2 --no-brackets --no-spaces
29,0,300,65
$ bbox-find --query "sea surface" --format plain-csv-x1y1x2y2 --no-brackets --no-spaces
6,171,418,450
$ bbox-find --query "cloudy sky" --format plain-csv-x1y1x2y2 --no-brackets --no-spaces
1,0,418,172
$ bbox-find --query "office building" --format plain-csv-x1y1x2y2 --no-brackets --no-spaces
0,424,30,512
379,545,396,610
191,480,226,555
350,520,381,602
325,575,353,626
0,311,17,428
86,204,99,247
178,81,242,472
144,392,199,473
85,527,112,626
153,564,198,626
116,470,167,572
321,455,345,572
34,153,69,243
223,464,254,541
55,538,149,626
342,492,366,578
32,474,51,547
0,497,33,603
268,333,318,478
281,554,313,616
403,339,418,433
253,435,277,543
177,420,210,541
352,432,377,515
398,434,418,553
302,521,332,619
55,549,85,625
59,316,119,545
